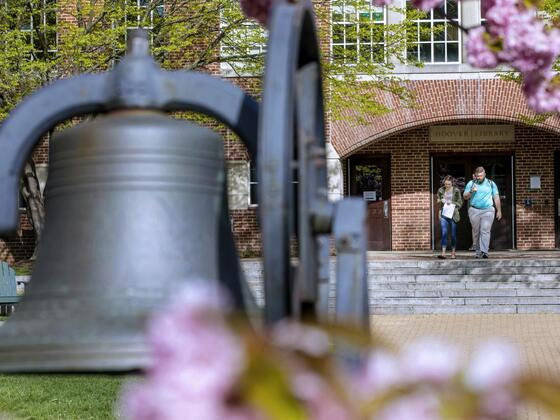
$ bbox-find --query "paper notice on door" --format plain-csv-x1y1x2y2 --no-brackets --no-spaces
363,191,376,201
442,203,455,218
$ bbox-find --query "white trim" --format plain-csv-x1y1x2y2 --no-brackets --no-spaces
248,161,259,207
356,71,512,81
405,0,462,64
330,1,387,64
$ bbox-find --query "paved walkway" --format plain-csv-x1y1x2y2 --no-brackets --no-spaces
372,314,560,419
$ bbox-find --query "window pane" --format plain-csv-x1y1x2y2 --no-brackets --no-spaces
372,6,384,21
333,24,344,43
433,23,445,41
446,24,458,41
372,24,384,43
346,44,357,62
333,44,345,62
359,11,371,23
344,4,356,21
407,46,418,61
420,43,431,61
373,44,385,62
332,5,343,22
419,22,431,42
446,0,458,19
359,43,372,62
447,42,459,62
433,5,445,19
360,22,372,44
434,42,445,62
346,24,357,44
250,184,258,205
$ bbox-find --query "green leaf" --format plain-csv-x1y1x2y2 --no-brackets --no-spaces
237,343,307,420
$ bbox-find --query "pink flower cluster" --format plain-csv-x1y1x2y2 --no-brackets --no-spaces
466,0,560,112
358,338,521,420
239,0,278,27
120,283,524,420
120,282,256,420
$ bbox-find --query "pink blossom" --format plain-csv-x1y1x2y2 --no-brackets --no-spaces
371,0,394,6
401,338,461,385
524,73,560,113
500,17,560,73
375,391,442,420
121,282,248,420
240,0,278,27
410,0,444,11
463,340,520,392
483,0,520,33
360,349,402,394
271,321,331,357
480,390,518,419
466,27,499,68
291,372,353,419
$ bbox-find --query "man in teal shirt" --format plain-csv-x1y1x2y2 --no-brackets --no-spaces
463,167,502,258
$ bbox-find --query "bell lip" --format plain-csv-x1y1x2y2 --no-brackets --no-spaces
0,342,152,373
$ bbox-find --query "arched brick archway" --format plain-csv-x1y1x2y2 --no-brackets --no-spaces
332,78,560,158
332,78,560,251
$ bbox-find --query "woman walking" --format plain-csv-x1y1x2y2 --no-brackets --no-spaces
437,175,463,259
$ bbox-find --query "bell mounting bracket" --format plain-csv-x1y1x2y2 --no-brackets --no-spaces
258,0,370,329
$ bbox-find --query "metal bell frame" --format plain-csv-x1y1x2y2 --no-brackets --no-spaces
259,0,370,329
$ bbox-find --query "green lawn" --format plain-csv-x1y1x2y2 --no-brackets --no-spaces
0,374,128,419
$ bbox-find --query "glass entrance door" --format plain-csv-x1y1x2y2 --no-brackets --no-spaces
432,155,513,250
349,157,391,250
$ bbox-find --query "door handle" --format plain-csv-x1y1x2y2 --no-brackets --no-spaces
383,200,389,218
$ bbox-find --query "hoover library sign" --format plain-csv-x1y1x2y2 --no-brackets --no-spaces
429,125,515,143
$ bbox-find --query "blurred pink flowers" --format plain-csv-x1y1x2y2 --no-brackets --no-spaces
120,283,552,420
240,0,278,27
120,282,250,420
466,0,560,113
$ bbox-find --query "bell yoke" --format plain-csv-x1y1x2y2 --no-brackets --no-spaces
0,0,370,373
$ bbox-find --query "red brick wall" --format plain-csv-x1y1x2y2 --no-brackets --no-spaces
515,126,559,249
345,123,560,251
332,79,560,158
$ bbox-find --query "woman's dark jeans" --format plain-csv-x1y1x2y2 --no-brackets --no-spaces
440,215,457,249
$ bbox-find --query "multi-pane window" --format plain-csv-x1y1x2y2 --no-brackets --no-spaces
15,0,57,57
332,0,385,63
125,0,164,43
220,3,267,75
249,163,258,206
406,0,460,63
247,162,298,207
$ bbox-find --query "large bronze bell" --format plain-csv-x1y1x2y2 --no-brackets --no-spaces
0,111,225,371
0,30,258,372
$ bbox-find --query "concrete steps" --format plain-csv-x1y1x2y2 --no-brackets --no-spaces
241,257,560,314
366,259,560,314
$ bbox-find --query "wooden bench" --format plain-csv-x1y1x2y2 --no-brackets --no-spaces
0,261,21,316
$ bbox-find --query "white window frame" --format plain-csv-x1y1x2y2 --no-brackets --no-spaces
330,0,387,64
19,0,58,55
248,161,259,207
125,0,164,44
406,0,462,64
219,6,267,76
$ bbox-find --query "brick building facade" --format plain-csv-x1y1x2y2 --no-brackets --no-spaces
2,0,560,262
